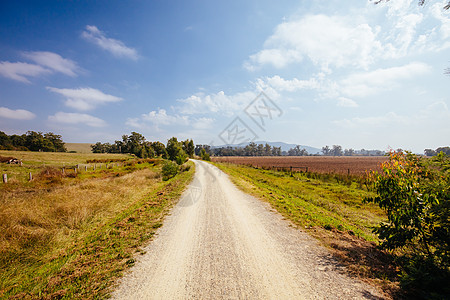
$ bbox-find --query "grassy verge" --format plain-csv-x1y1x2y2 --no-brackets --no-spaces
213,162,400,296
0,153,194,299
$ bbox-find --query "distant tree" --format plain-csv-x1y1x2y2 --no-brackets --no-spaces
288,145,308,156
44,132,66,152
322,145,330,156
331,145,343,156
200,148,211,161
151,141,168,158
91,142,105,153
344,148,355,156
272,146,282,156
264,143,272,156
182,139,195,158
166,137,187,163
424,149,437,156
436,146,450,156
0,131,10,147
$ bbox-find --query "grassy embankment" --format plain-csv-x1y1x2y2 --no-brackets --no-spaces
213,162,399,295
0,150,194,299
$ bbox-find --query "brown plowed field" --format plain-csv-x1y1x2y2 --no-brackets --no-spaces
212,156,387,175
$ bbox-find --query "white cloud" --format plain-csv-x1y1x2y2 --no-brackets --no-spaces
333,111,409,129
22,51,79,77
81,25,138,60
126,109,215,133
257,75,319,92
0,107,36,120
431,2,450,40
337,97,358,108
125,109,196,132
176,90,257,116
141,109,189,126
192,117,214,129
0,51,79,83
46,87,123,111
339,62,431,97
48,112,106,127
246,14,383,71
0,61,50,83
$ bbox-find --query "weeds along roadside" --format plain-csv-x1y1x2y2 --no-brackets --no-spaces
0,154,195,299
212,162,400,298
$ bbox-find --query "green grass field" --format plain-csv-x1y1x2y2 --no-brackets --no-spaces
0,151,195,299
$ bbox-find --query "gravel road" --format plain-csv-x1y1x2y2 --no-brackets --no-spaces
112,160,385,299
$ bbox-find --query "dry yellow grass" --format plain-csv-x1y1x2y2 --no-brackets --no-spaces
65,143,93,153
0,151,195,298
0,167,160,262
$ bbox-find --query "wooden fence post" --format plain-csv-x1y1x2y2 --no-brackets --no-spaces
29,172,33,181
85,166,88,172
2,174,7,183
62,167,65,175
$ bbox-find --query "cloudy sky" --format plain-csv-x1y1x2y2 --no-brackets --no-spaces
0,0,449,153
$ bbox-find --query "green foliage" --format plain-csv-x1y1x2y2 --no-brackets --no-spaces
0,131,66,152
166,137,188,165
182,139,195,158
162,160,178,181
175,152,188,165
151,141,168,158
365,151,450,297
200,148,210,161
91,133,182,160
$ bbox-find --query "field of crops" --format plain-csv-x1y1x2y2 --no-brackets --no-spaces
212,156,387,175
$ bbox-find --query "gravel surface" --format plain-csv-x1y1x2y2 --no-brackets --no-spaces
112,160,385,299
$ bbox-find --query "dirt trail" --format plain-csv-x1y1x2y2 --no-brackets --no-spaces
112,160,384,299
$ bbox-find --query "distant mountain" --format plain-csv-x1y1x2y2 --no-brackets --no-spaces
211,141,321,155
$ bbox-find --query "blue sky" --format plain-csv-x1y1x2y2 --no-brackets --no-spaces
0,0,449,153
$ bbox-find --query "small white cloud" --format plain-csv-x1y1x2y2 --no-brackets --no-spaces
0,61,50,83
46,87,123,111
81,25,138,60
48,112,106,127
337,97,358,107
141,109,189,126
126,109,191,130
0,107,36,120
257,75,319,92
22,51,79,77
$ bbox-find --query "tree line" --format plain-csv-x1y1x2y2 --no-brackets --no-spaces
194,143,387,157
195,142,282,157
91,132,194,164
424,146,450,157
0,131,66,152
321,145,385,156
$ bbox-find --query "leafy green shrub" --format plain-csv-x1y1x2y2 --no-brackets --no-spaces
175,152,188,165
161,161,178,181
200,148,210,161
365,151,450,297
